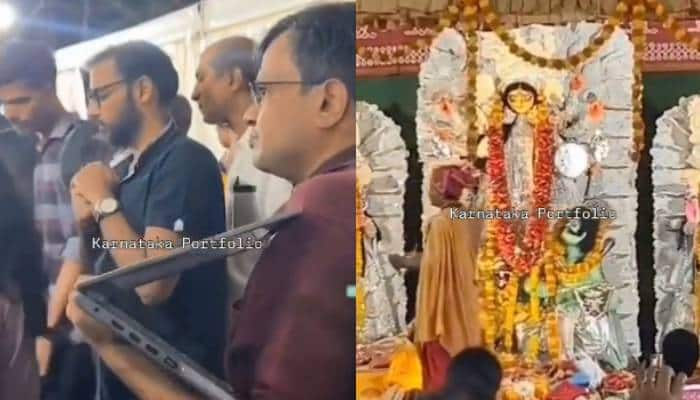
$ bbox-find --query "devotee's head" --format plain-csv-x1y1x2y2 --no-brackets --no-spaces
662,329,699,377
437,348,502,400
192,36,256,126
243,2,355,184
85,41,179,148
170,94,192,135
0,40,61,135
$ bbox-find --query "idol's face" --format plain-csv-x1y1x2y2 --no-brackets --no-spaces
506,87,535,115
566,218,582,234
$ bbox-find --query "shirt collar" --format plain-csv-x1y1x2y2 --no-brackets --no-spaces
110,119,176,181
310,146,355,178
36,113,78,152
48,113,78,140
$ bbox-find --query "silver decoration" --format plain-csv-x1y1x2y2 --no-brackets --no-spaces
656,231,695,340
417,24,639,354
591,129,610,163
356,101,410,341
558,280,630,370
357,101,409,255
652,95,700,348
506,117,535,210
583,198,611,211
555,142,590,178
359,236,408,344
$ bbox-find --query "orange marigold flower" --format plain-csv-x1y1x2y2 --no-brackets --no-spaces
587,101,606,123
570,74,585,92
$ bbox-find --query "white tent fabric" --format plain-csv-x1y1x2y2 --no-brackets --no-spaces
54,0,336,157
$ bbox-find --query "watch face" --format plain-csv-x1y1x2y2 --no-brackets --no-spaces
100,198,119,214
555,143,589,178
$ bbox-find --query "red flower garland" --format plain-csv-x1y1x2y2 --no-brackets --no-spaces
487,104,555,276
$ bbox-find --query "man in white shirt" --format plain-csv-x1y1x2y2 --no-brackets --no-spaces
191,36,292,302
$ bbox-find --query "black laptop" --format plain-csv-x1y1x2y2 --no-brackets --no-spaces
75,212,300,399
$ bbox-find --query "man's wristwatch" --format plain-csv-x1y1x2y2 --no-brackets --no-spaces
93,198,120,223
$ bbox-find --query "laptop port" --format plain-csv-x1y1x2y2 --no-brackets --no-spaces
111,320,124,331
128,333,141,344
145,344,159,356
163,356,178,370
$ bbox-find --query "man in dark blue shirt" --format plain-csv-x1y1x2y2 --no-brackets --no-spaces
67,41,228,400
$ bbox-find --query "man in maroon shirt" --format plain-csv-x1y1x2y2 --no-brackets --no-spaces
66,2,355,399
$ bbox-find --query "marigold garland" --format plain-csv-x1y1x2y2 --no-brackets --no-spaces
441,0,625,71
478,221,500,349
647,0,700,53
539,226,607,287
356,181,366,341
487,99,555,276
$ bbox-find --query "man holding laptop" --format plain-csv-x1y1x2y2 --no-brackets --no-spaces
67,41,228,399
67,2,355,399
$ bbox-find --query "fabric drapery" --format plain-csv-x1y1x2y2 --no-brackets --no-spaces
414,209,483,356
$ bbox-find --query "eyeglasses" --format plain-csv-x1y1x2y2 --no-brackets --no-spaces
87,79,127,109
248,80,323,105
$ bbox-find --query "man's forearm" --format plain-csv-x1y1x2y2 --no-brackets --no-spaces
48,260,84,328
98,212,179,304
98,211,147,267
94,341,198,400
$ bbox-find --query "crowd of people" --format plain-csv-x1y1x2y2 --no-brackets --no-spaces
0,2,354,400
404,329,698,400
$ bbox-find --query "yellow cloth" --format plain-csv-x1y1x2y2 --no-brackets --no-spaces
356,342,423,399
414,209,483,356
385,342,423,391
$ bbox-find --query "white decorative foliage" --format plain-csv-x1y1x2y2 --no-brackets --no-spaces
652,95,700,347
357,101,409,256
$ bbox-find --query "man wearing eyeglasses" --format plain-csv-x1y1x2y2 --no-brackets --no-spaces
230,2,355,398
66,41,228,400
0,39,112,400
66,3,355,399
191,36,292,305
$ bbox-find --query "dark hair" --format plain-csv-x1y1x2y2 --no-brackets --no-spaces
210,37,258,85
170,95,192,135
502,82,538,110
0,40,57,89
662,329,700,377
0,162,47,338
258,2,355,99
419,348,502,400
86,41,179,106
566,206,599,260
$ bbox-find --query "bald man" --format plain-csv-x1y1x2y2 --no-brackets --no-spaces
192,36,292,303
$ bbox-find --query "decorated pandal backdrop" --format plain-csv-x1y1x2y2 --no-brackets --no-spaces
356,0,700,399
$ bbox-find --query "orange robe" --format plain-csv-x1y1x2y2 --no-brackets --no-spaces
414,209,483,390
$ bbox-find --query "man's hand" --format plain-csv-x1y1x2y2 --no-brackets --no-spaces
630,362,687,400
71,162,118,205
66,275,113,347
36,337,52,377
71,190,95,230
